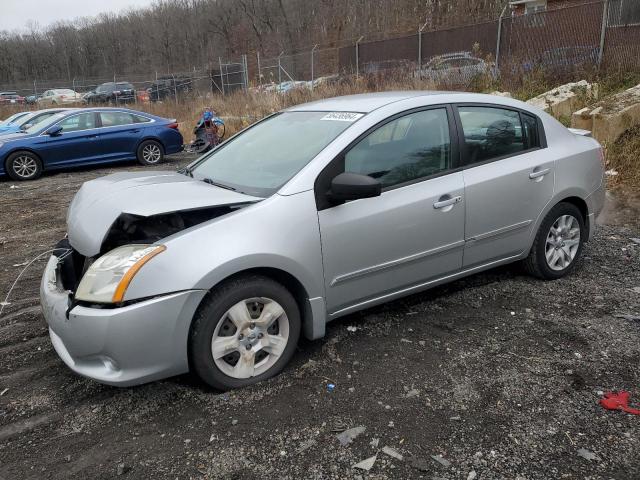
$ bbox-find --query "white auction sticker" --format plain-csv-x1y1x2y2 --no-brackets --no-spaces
320,112,364,122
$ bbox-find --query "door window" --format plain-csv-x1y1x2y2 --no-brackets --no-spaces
57,113,96,133
458,106,534,164
100,111,135,127
344,108,451,189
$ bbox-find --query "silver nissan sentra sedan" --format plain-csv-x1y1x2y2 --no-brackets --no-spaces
40,91,605,389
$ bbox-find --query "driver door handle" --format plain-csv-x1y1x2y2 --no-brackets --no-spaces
529,168,550,179
433,196,462,209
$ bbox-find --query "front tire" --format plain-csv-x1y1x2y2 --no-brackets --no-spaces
189,275,301,390
5,151,43,181
523,202,586,280
136,140,164,166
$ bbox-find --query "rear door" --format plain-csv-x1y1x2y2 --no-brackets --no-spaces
94,111,143,159
317,106,466,314
455,104,554,268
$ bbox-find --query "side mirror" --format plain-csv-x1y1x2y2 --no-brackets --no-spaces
21,123,33,130
328,172,381,203
46,125,63,136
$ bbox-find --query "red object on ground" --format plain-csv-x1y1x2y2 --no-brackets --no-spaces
599,391,640,415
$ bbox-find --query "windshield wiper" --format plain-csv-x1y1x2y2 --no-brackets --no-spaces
178,165,193,177
202,178,236,191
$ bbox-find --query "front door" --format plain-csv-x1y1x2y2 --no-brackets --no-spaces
455,105,555,267
38,112,101,167
317,107,466,314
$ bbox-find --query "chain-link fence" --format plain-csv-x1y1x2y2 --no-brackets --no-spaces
1,0,639,105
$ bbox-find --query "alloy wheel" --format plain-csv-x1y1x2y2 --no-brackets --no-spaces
13,156,38,178
545,214,581,271
211,297,289,379
142,144,162,163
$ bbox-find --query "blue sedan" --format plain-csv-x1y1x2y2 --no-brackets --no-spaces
0,108,184,180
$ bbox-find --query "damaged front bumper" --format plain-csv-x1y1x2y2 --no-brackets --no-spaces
40,254,207,386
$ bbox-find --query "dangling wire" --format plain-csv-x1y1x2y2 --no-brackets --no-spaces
0,248,71,318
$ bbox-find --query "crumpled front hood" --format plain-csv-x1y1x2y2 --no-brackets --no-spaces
67,171,261,256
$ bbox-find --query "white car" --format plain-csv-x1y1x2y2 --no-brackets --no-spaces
37,89,82,106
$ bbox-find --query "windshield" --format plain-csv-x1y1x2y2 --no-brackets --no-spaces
191,111,362,197
24,112,67,134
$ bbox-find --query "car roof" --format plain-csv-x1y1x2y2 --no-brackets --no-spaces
287,91,452,113
287,91,531,114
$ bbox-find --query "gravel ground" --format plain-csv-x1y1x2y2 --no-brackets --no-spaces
0,156,639,480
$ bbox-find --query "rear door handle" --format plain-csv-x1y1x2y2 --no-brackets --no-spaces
433,195,462,209
529,168,550,179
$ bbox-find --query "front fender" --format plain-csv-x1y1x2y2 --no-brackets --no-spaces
123,190,326,305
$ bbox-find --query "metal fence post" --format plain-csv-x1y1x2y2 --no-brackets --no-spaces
495,5,508,72
257,52,262,86
219,57,225,95
243,54,249,91
598,0,609,68
172,73,178,104
311,44,318,88
278,52,284,85
418,21,428,76
33,79,37,96
355,36,364,77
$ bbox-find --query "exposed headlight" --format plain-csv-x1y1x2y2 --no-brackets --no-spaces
75,244,166,303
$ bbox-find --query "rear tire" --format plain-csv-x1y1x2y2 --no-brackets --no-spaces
5,151,43,181
136,140,164,166
523,202,586,280
189,275,301,390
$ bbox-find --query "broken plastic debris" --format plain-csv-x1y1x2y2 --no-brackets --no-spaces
353,454,377,471
382,446,403,461
599,391,640,415
431,454,451,468
336,426,366,446
577,448,601,461
346,326,357,332
605,169,619,176
327,383,336,392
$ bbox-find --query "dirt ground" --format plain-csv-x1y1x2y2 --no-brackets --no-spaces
0,155,639,480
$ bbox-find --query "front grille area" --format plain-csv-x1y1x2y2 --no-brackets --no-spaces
55,238,89,293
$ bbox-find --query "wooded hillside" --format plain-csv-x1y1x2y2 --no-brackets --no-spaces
0,0,508,83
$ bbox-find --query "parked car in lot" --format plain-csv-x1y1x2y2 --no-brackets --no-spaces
0,111,32,129
84,82,137,104
418,52,496,85
37,89,83,106
0,91,25,105
40,92,604,390
25,94,43,104
148,75,193,102
0,107,182,180
0,108,70,136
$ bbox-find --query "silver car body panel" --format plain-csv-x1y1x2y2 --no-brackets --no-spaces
41,91,606,386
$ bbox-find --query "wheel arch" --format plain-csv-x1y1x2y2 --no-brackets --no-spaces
135,136,166,153
526,192,591,257
195,266,322,342
3,148,44,171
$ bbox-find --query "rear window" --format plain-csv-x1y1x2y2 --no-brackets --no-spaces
116,83,134,90
133,114,152,123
